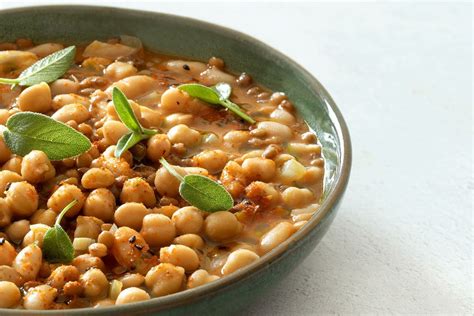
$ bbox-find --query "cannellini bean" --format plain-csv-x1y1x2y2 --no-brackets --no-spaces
13,243,42,281
17,82,52,113
253,121,292,143
0,239,17,266
172,234,204,249
0,51,37,77
51,103,90,123
119,273,145,289
260,222,296,253
140,214,176,247
193,150,228,174
47,265,80,289
80,268,109,298
27,43,63,57
167,124,201,147
160,88,191,113
52,93,89,110
102,120,129,145
221,249,259,275
145,263,185,297
223,130,250,149
105,61,138,81
199,66,235,85
166,60,207,77
106,75,157,99
81,167,115,189
241,157,276,182
20,150,55,184
50,79,79,96
24,285,57,310
270,108,296,125
146,134,171,162
83,40,137,60
163,113,193,127
0,266,22,286
160,244,200,272
72,254,105,274
187,269,219,289
22,223,50,247
116,287,150,305
282,187,314,209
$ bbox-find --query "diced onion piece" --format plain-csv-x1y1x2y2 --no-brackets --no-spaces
73,237,95,251
109,279,123,300
109,223,118,233
279,159,306,182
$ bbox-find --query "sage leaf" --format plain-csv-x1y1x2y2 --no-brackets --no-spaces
178,83,255,124
159,157,234,212
42,200,76,263
3,112,91,160
112,87,157,158
0,46,76,86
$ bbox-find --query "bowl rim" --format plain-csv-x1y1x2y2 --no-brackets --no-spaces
0,4,352,314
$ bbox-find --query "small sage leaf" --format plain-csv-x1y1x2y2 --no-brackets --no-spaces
3,112,91,160
178,83,255,124
112,87,156,158
42,200,77,263
112,87,142,133
159,157,234,212
0,46,76,87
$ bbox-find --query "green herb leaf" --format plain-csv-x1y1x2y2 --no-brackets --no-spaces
112,87,157,158
0,46,76,87
112,87,143,133
178,83,255,124
159,157,234,212
3,112,91,160
42,200,76,263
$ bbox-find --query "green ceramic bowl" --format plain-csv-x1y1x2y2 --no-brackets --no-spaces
0,5,351,315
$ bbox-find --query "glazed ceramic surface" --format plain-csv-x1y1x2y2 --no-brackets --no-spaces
0,5,351,315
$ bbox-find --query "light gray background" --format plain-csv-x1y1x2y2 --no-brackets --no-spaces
1,1,472,315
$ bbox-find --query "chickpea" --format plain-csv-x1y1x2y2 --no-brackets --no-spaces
47,265,80,289
22,224,50,247
220,161,247,198
6,182,38,218
120,177,156,208
221,249,259,275
0,239,17,266
52,93,89,110
193,150,228,174
116,287,150,305
0,109,9,125
51,103,90,123
47,184,85,217
223,130,250,149
167,124,201,147
17,82,52,113
241,157,276,182
0,170,22,198
187,269,220,289
50,79,79,96
63,281,84,297
173,234,204,249
160,245,200,272
172,206,203,235
13,243,42,281
146,134,171,162
20,150,56,184
163,113,193,128
145,263,185,297
112,227,158,274
282,187,314,208
260,222,296,253
140,214,176,247
83,188,116,222
154,166,207,197
0,198,12,227
297,166,324,186
204,211,242,242
102,120,129,145
114,202,148,230
0,266,22,286
160,87,190,112
88,243,108,258
0,136,12,165
72,254,105,274
74,216,103,239
97,231,115,249
6,219,29,243
119,273,145,289
80,268,109,298
23,284,57,310
105,61,138,80
107,75,157,99
245,181,280,209
2,156,22,174
102,145,134,166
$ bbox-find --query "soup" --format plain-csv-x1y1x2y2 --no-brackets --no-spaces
0,37,324,309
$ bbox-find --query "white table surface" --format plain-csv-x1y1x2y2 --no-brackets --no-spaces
1,1,472,314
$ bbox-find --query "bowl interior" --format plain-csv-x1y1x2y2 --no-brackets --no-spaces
0,5,351,314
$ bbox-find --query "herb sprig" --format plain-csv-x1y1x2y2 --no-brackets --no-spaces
112,87,157,157
178,83,256,124
42,200,77,263
1,112,92,160
159,157,234,212
0,46,76,87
